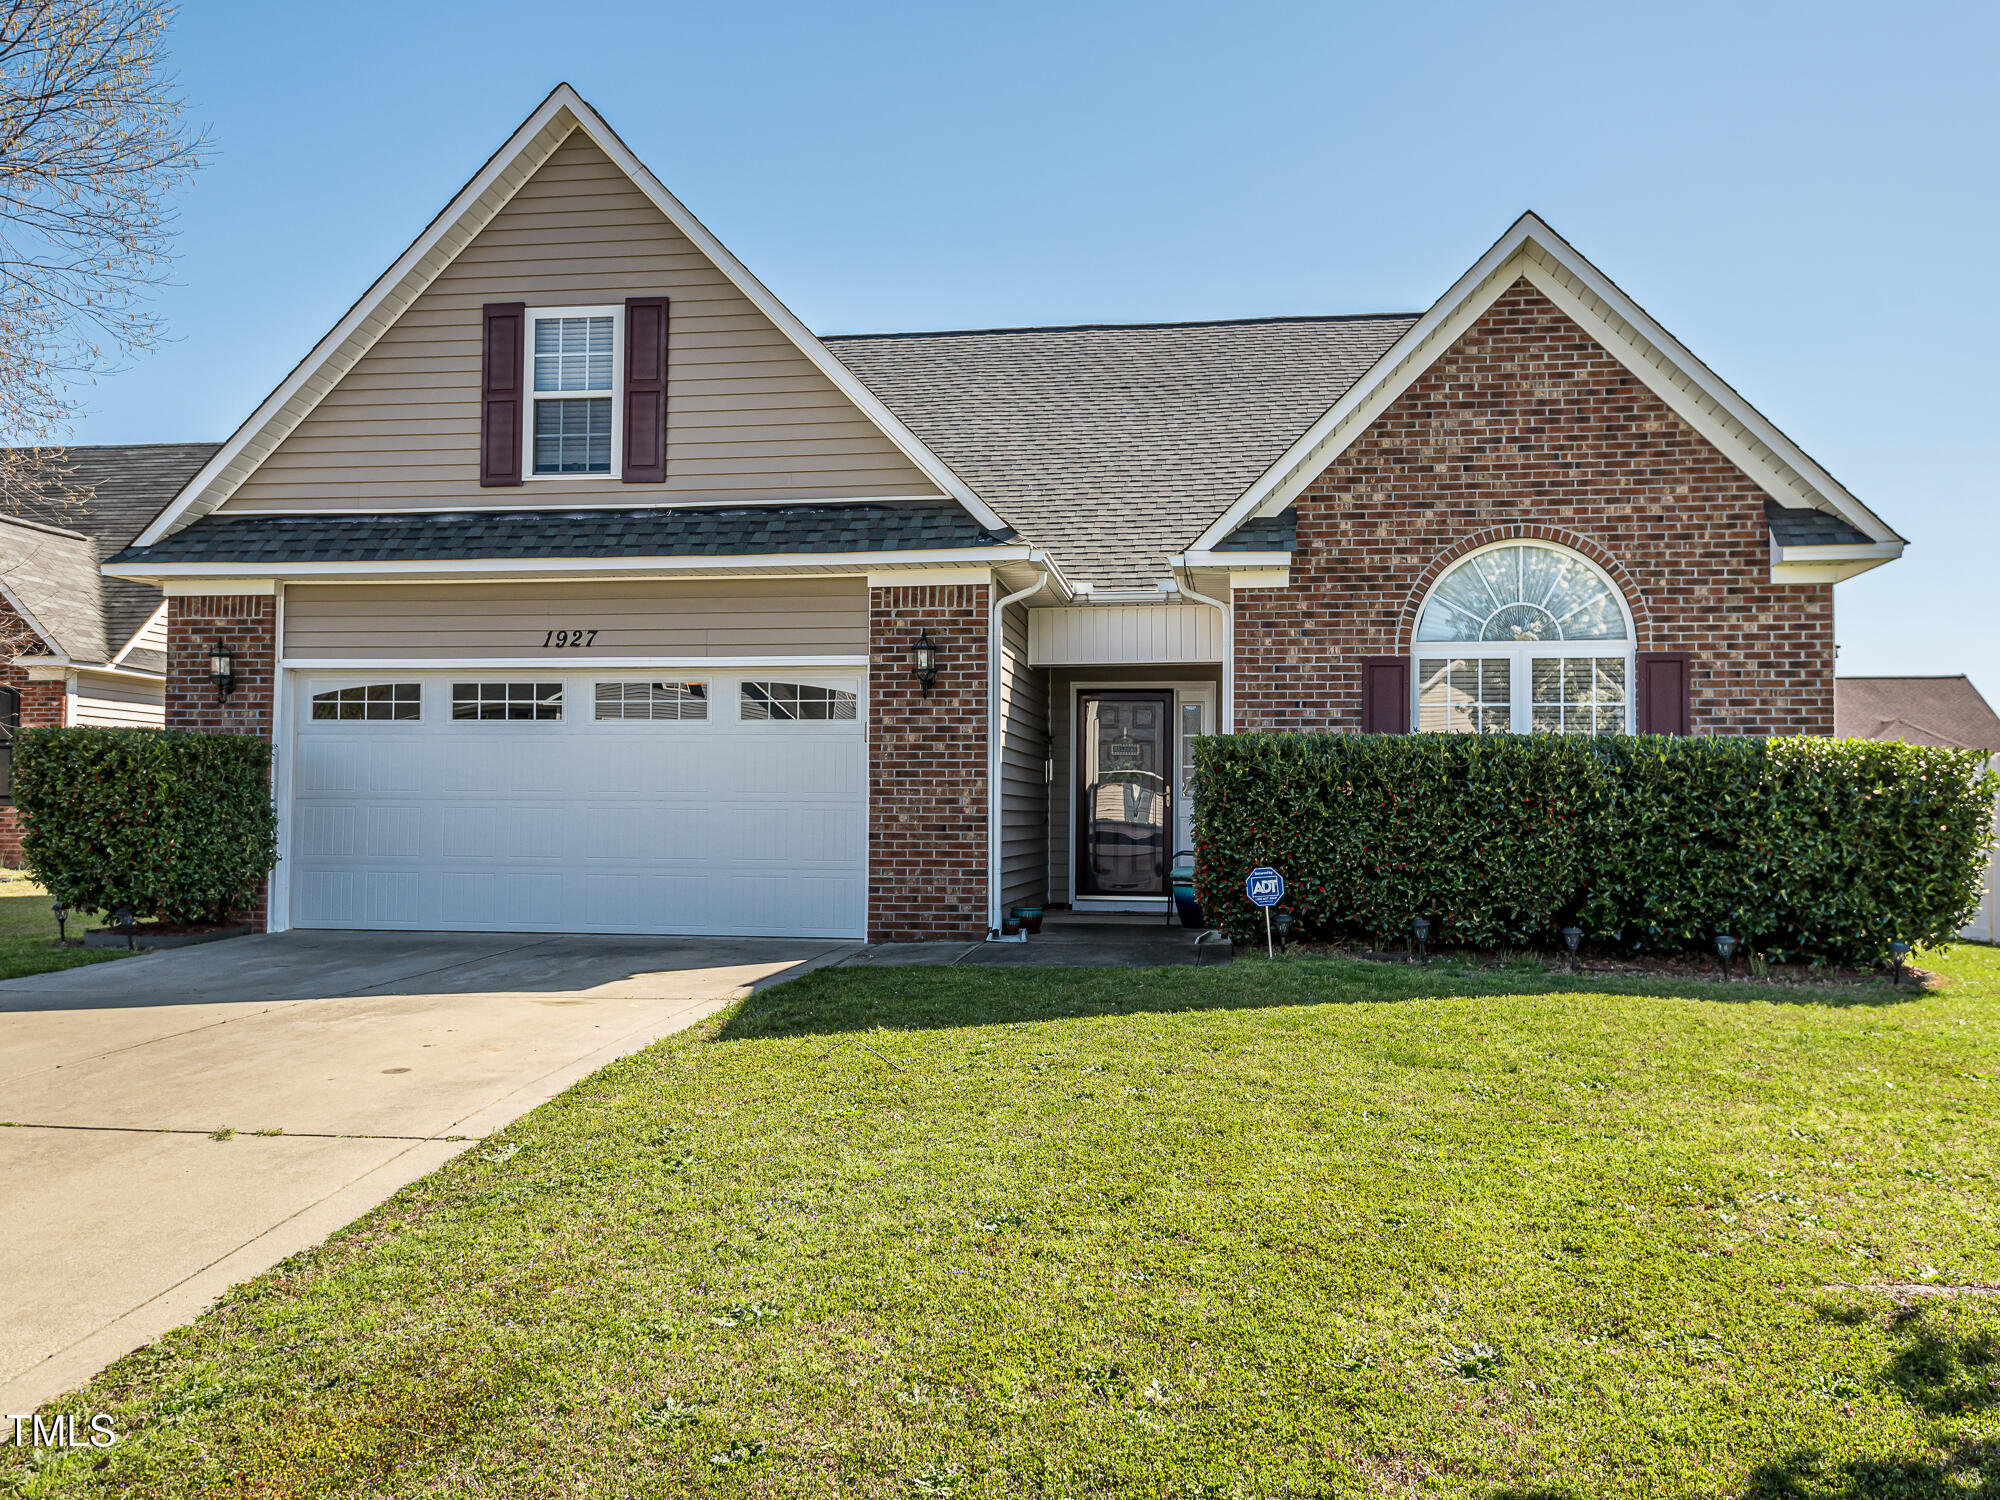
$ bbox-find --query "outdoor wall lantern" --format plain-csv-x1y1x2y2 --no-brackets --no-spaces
1410,915,1431,964
208,640,236,700
1888,939,1911,988
1715,932,1739,982
1562,926,1583,973
910,630,939,697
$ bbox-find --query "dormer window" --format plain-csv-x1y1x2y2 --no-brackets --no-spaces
526,306,622,476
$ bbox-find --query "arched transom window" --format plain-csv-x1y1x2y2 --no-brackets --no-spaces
1412,542,1633,735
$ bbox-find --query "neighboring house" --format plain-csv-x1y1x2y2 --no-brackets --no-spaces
0,444,219,865
1837,676,2000,943
104,86,1906,942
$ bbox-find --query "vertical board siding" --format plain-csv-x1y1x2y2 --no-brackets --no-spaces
1027,604,1224,666
281,578,867,659
223,132,938,513
999,602,1048,913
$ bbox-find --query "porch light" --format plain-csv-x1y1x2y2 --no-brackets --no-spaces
1562,926,1582,972
911,630,939,697
1715,932,1738,982
208,640,236,700
1411,915,1430,964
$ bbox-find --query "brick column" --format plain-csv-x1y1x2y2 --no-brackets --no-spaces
167,594,278,927
868,583,989,943
0,667,60,868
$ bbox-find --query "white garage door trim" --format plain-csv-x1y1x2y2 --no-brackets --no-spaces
273,663,868,939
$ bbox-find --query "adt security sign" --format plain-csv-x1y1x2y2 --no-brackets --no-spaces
1245,867,1285,958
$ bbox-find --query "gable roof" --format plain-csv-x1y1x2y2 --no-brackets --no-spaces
1190,213,1904,565
0,515,109,662
829,315,1413,588
134,85,1001,547
1,443,218,656
1836,676,2000,754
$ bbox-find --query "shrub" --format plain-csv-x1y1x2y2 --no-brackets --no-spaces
1192,733,1997,965
13,728,278,925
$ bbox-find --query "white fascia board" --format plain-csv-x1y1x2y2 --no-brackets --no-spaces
1190,213,1903,554
1771,539,1904,584
71,661,166,683
1227,567,1291,590
109,600,170,665
1169,550,1292,570
281,655,869,672
136,85,1005,547
105,547,1043,586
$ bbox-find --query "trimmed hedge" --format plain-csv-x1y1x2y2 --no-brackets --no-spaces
13,728,278,925
1192,733,1997,964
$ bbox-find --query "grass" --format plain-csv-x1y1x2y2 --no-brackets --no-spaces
8,947,2000,1498
0,868,128,980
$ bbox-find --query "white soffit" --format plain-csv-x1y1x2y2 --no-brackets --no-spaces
137,84,1003,546
1191,213,1904,555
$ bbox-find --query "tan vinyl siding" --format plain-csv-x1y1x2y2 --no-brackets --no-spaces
70,671,164,728
998,601,1048,912
123,606,167,656
224,131,938,513
1046,664,1220,905
281,578,866,660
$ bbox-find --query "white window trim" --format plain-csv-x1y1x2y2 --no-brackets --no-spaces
1410,541,1636,735
523,304,623,481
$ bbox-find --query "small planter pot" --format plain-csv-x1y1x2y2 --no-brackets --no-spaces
84,923,253,952
1008,905,1044,935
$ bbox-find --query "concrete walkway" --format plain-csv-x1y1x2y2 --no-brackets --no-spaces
0,930,855,1410
841,916,1231,968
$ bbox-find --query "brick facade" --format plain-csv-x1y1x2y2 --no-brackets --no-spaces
868,583,989,942
166,594,278,927
0,601,63,868
1234,278,1836,738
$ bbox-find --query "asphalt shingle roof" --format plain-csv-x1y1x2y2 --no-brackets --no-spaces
0,516,108,661
1,443,219,654
826,315,1416,587
1836,677,2000,753
108,502,1012,566
1764,499,1871,548
1214,508,1296,552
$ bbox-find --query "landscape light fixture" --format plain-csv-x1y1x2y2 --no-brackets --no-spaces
1273,911,1295,952
1715,932,1739,982
1411,915,1431,964
208,641,236,700
910,630,938,697
1562,926,1583,973
50,900,66,945
113,904,135,952
1889,940,1910,988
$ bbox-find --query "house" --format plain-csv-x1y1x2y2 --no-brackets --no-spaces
0,444,219,864
104,85,1905,942
1837,676,2000,943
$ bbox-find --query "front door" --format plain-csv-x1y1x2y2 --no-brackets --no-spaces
1076,691,1172,897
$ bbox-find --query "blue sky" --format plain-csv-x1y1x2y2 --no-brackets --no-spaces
72,0,1999,703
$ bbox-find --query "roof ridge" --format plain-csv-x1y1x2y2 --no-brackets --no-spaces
822,312,1423,342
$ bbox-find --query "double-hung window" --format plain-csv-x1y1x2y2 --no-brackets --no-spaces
526,306,621,477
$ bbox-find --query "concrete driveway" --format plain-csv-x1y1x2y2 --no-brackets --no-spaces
0,929,856,1411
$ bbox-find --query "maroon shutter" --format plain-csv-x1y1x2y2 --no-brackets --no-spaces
1360,656,1411,734
480,302,526,486
1635,652,1692,735
623,296,669,483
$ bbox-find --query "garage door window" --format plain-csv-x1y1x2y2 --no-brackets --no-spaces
310,683,422,721
594,681,708,721
451,682,563,721
740,681,857,722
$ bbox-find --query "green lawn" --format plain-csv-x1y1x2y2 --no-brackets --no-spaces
9,948,1999,1498
0,869,129,980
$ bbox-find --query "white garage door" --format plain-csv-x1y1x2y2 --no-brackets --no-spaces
284,669,867,938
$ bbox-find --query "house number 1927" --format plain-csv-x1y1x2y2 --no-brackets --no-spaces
542,629,599,648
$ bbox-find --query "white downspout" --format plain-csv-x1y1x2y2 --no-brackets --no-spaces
989,566,1051,933
1173,570,1233,731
